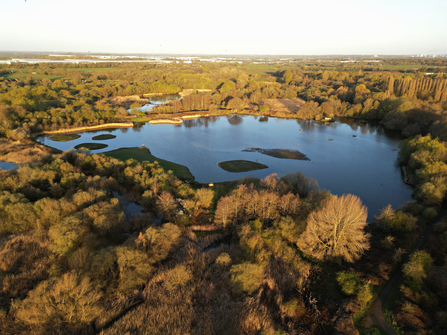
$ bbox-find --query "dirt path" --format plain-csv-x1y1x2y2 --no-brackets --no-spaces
365,204,446,334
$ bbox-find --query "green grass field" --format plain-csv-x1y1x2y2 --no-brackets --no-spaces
92,134,116,140
49,134,81,142
2,69,62,81
103,147,194,182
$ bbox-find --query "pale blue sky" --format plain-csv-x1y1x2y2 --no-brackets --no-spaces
1,0,446,55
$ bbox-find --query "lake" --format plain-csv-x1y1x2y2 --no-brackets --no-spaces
36,115,413,219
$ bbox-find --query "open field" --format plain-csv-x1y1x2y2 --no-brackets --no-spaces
218,160,268,173
380,64,443,69
1,69,63,80
103,147,194,182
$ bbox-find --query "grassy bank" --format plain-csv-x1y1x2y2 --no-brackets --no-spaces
103,147,194,182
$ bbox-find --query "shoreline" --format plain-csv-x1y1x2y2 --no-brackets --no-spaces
31,122,134,136
149,118,183,125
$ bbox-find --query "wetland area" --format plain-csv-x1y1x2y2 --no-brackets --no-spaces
36,115,413,220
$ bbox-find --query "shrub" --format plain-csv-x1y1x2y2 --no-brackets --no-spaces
403,250,433,284
116,247,153,294
381,235,395,249
377,208,417,234
230,262,264,294
163,265,192,292
16,272,103,328
49,215,87,257
215,252,232,267
337,272,360,296
357,283,373,305
422,207,437,220
195,188,214,208
259,105,269,113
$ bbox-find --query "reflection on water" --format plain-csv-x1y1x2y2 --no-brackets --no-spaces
0,161,18,171
113,191,143,221
227,114,243,126
129,94,182,113
37,116,413,220
183,117,218,128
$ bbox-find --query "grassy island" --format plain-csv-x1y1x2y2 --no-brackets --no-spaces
218,160,268,173
92,134,117,140
49,134,81,142
74,143,108,150
242,148,310,161
104,147,194,182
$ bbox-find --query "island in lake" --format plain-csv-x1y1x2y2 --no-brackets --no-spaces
242,147,310,161
218,160,269,173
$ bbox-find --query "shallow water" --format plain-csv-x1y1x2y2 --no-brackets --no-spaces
37,116,413,219
128,94,182,113
0,161,18,171
112,191,143,221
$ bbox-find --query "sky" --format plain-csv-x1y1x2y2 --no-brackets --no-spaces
1,0,446,55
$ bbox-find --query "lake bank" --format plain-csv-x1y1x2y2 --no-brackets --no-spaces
32,122,134,136
0,138,57,164
103,147,195,182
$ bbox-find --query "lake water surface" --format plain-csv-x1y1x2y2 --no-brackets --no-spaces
37,115,413,219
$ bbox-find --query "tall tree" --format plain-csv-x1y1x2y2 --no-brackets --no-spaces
298,194,369,263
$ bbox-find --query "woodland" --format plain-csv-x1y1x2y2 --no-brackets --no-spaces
0,56,446,334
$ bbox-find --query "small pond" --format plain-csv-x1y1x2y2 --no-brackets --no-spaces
0,161,18,171
128,94,182,113
36,115,413,220
113,191,143,221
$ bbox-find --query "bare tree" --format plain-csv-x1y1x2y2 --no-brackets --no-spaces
298,194,370,263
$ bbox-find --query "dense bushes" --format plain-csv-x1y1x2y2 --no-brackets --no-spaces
399,135,447,205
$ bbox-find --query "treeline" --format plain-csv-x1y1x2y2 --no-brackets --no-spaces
389,76,447,101
1,59,447,140
152,94,212,114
